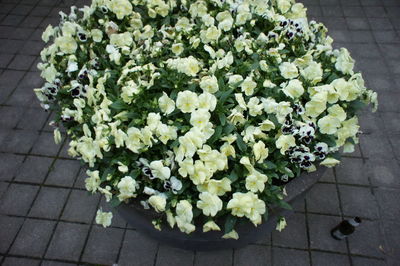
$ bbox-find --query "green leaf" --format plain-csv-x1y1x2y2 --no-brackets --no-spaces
263,208,269,220
218,113,226,126
208,125,223,145
235,133,247,152
110,99,128,110
277,200,292,210
110,196,121,207
224,215,237,234
218,88,234,105
228,171,238,182
223,123,235,135
264,161,277,170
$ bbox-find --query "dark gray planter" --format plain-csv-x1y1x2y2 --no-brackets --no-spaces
116,167,327,251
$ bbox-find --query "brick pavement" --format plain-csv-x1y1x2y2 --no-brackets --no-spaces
0,0,399,265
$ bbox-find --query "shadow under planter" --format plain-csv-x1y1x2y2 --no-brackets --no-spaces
116,167,327,251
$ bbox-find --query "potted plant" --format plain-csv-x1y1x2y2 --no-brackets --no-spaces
34,0,378,250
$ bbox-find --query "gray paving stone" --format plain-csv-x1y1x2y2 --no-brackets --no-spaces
10,218,55,257
1,14,24,26
335,158,370,185
0,106,25,129
388,134,400,160
0,215,24,253
8,55,36,70
0,53,13,68
20,16,43,28
368,158,400,187
61,190,99,223
15,155,53,183
41,261,77,266
156,245,195,266
17,108,49,130
373,31,400,43
311,251,350,266
31,132,61,156
6,86,37,107
0,153,24,181
195,249,233,266
0,181,8,198
347,17,370,30
2,257,40,266
369,18,394,30
29,187,69,219
46,159,81,187
382,220,400,259
308,214,347,253
45,222,89,261
0,129,39,153
339,185,380,219
375,188,400,220
319,168,335,183
348,220,385,258
273,247,309,266
82,226,124,265
10,4,33,15
343,6,365,17
272,213,308,249
73,167,88,189
118,230,158,266
0,39,25,54
18,71,43,88
306,183,340,215
360,134,395,159
0,183,39,216
234,244,270,266
359,113,384,136
375,90,400,112
353,257,386,266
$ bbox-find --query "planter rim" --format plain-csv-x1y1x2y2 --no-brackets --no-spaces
116,166,328,251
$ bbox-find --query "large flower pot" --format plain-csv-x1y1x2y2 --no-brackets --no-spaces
116,166,327,251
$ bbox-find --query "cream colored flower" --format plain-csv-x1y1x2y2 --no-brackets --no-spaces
107,0,133,19
253,141,269,163
158,92,175,115
320,157,340,167
335,48,354,75
276,135,296,155
200,75,219,93
197,192,223,216
148,195,167,212
241,76,257,96
96,209,113,228
55,36,77,54
203,220,220,232
318,115,341,134
282,79,304,98
176,90,199,113
279,62,298,80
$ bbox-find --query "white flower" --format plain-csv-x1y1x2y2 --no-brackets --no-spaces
197,192,223,216
335,48,354,75
176,90,199,113
279,62,298,80
171,43,184,55
190,109,211,129
200,75,219,93
55,36,77,54
91,29,103,42
148,194,167,212
85,170,101,193
241,76,257,96
198,92,217,111
253,141,269,163
247,97,263,116
276,217,287,232
95,209,113,228
282,79,304,99
107,0,132,19
117,176,138,201
158,92,175,115
150,160,171,180
42,25,54,43
54,128,62,144
276,135,296,155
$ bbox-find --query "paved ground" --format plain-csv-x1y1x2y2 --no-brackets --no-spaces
0,0,399,265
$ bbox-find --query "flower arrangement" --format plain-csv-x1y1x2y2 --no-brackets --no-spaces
35,0,377,238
